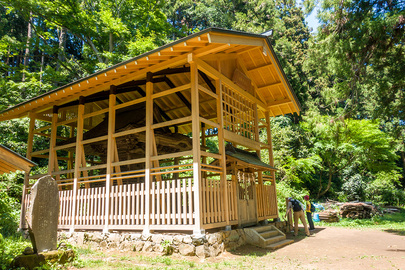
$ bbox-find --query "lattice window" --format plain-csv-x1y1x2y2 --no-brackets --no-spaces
222,84,256,140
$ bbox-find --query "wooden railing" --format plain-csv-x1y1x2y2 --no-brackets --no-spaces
256,182,278,219
200,178,238,228
149,178,195,229
22,176,273,231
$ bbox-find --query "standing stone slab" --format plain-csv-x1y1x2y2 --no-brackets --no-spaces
26,175,59,253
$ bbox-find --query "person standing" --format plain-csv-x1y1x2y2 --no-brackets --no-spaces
304,195,315,231
286,197,310,237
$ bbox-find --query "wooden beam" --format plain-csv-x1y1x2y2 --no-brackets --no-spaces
71,100,85,232
194,58,267,111
144,72,153,234
104,89,116,232
19,113,36,229
267,98,292,108
223,129,261,151
216,77,230,226
48,106,58,173
163,77,191,111
189,54,202,233
208,33,265,49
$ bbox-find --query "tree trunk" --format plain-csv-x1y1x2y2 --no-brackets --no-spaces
318,169,333,198
22,12,33,84
56,27,67,71
39,53,44,89
109,32,113,53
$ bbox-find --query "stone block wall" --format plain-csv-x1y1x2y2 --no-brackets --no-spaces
58,229,247,258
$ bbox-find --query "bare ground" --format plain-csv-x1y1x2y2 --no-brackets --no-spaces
223,226,405,269
73,226,405,270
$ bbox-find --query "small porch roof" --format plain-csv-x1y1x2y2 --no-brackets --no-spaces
225,144,276,172
0,145,36,174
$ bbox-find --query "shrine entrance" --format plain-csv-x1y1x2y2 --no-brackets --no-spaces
237,171,257,226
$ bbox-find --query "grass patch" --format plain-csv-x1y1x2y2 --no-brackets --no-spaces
317,209,405,235
0,233,31,269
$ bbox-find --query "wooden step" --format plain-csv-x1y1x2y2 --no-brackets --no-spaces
259,230,279,239
266,239,294,250
264,235,285,245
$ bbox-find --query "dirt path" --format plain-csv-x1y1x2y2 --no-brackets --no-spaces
222,226,405,269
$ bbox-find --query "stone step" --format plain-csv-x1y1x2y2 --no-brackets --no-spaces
259,230,279,239
264,235,285,245
254,226,274,233
266,239,294,250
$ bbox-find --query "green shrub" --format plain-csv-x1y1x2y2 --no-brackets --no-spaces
0,233,31,269
276,181,309,217
365,171,405,206
0,190,20,237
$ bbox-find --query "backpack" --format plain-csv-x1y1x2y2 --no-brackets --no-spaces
310,202,316,213
291,199,302,212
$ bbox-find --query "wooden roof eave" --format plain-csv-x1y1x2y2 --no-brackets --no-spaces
0,28,301,121
262,39,302,115
226,156,276,172
0,145,36,174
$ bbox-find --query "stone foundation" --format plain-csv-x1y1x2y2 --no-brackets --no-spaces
58,229,247,258
57,222,287,258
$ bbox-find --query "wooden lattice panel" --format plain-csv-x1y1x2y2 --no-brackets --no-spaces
222,84,256,141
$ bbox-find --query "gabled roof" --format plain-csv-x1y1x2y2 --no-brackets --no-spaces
0,28,301,123
0,145,36,174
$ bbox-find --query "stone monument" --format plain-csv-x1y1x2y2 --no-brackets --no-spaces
26,175,59,253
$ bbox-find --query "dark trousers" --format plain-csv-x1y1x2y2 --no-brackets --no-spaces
306,212,315,230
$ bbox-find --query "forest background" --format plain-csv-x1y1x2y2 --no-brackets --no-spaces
0,0,404,235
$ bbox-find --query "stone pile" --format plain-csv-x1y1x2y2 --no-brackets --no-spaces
271,221,288,233
58,229,247,258
340,202,376,219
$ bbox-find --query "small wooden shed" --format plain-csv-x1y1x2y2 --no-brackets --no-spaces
0,144,36,175
0,28,300,234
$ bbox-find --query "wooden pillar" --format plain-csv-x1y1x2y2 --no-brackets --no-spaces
216,78,230,227
189,54,203,235
48,106,58,174
19,113,36,230
143,72,153,234
104,88,116,233
71,97,85,233
67,128,74,182
266,111,278,218
253,104,261,222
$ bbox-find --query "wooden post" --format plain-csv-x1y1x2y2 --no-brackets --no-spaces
253,104,261,223
104,88,116,233
48,106,58,174
266,111,278,218
286,197,293,231
19,113,36,230
67,127,74,182
143,72,153,234
216,78,230,227
71,98,85,233
189,54,203,235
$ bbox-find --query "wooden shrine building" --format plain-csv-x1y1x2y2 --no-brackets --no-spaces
0,28,300,234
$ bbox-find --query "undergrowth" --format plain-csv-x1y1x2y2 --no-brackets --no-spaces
317,209,405,235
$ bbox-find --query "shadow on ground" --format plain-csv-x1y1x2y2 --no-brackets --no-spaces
383,229,405,236
284,226,326,244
